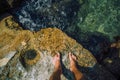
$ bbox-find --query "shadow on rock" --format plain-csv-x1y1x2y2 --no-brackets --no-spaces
66,26,111,63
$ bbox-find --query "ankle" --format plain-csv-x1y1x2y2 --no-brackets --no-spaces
72,68,78,72
54,67,62,74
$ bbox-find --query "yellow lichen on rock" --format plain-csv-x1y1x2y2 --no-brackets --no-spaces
35,27,83,56
0,16,34,59
35,28,67,56
11,30,34,50
34,28,96,67
0,16,21,58
0,15,22,31
0,15,40,66
0,15,97,67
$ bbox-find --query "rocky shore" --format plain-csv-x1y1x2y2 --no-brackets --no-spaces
0,15,119,80
0,0,120,80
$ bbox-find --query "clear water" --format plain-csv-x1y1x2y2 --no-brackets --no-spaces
76,0,120,40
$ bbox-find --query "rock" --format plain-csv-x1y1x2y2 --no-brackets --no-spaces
66,27,110,62
0,15,96,67
0,16,117,80
0,51,16,67
101,37,120,80
102,57,120,79
0,15,23,58
20,49,40,69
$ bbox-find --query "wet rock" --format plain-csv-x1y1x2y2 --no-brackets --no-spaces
102,57,120,80
101,38,120,80
78,63,117,80
0,16,117,80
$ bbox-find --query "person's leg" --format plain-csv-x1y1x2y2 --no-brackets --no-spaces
69,52,85,80
49,53,62,80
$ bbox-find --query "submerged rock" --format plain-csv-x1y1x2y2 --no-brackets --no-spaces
76,0,120,40
12,0,80,31
0,16,117,80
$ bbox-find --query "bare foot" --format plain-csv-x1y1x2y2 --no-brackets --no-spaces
52,53,62,73
50,53,62,80
69,52,77,72
69,53,84,80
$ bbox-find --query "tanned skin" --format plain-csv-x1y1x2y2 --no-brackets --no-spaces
49,53,62,80
49,52,85,80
